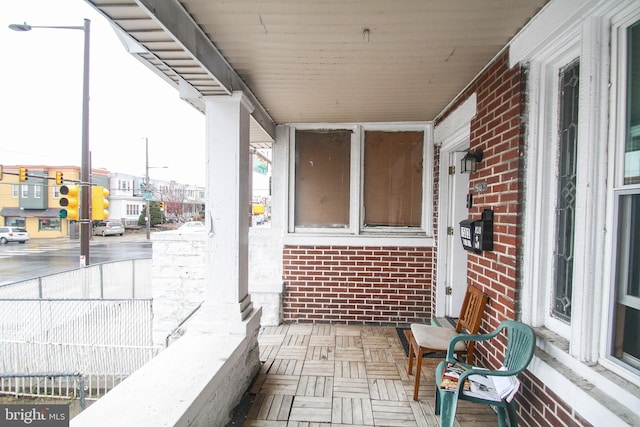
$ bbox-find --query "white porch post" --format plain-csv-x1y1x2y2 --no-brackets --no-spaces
200,91,260,332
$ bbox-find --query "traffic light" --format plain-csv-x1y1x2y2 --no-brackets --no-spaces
55,171,64,186
91,186,110,221
19,167,28,182
59,185,80,220
159,202,165,211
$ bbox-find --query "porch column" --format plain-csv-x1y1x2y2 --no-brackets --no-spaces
200,91,259,333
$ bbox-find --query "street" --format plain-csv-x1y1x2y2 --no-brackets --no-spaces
0,233,152,286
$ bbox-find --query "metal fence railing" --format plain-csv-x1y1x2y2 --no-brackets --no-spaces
0,259,152,300
0,373,86,410
0,341,160,400
0,259,159,404
0,299,153,346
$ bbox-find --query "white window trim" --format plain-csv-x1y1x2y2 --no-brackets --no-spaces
516,1,640,421
520,35,581,340
20,185,28,198
284,122,435,247
604,5,640,378
518,0,619,362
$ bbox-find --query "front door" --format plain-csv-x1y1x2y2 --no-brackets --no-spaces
445,151,470,316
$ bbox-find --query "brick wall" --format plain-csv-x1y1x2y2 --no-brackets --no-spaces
436,51,590,426
519,371,594,427
434,50,525,346
282,246,434,324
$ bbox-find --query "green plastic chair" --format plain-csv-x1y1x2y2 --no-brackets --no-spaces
434,320,536,427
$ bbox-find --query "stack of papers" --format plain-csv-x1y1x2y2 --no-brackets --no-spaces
464,367,520,402
440,364,520,402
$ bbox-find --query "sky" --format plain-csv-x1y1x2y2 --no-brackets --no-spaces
0,0,206,186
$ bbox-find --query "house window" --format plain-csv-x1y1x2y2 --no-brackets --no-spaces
294,129,351,228
34,184,42,199
53,186,60,198
553,59,580,323
12,185,18,198
363,131,423,227
126,204,140,216
290,125,431,237
612,19,640,371
21,185,28,198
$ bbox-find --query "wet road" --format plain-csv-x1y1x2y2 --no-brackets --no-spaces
0,236,152,285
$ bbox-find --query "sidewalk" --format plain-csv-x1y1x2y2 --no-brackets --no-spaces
29,228,153,245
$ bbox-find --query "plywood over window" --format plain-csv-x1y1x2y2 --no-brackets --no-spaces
363,131,423,227
295,130,351,227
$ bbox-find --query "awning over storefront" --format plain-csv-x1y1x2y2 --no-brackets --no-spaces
0,208,61,218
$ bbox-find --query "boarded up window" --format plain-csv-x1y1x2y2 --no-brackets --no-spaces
363,131,423,227
295,130,351,227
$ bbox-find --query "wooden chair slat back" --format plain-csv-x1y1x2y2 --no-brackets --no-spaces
455,286,489,334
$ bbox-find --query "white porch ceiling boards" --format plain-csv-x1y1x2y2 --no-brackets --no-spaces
86,0,549,143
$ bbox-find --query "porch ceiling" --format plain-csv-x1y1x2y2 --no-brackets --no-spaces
86,0,549,144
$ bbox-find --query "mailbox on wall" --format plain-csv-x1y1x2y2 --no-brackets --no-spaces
459,209,494,254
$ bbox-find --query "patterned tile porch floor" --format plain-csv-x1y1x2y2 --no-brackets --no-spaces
243,324,497,427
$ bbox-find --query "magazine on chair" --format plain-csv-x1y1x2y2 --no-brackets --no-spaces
440,364,520,402
463,367,520,402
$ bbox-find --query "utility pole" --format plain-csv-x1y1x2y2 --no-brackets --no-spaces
146,137,150,240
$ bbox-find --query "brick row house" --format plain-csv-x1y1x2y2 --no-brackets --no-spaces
77,0,639,426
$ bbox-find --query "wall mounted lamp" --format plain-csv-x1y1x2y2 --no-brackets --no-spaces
460,149,483,174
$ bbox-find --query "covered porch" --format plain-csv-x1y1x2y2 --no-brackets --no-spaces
70,0,640,426
245,323,496,426
71,320,496,426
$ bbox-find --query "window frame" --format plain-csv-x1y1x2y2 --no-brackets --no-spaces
286,122,434,245
607,7,640,376
360,125,427,233
524,41,581,340
39,217,61,231
519,1,640,383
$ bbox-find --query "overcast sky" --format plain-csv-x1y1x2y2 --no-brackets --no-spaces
0,0,206,186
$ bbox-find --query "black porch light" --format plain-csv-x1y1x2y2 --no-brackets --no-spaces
460,149,484,174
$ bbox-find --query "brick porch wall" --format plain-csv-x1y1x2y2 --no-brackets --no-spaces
282,245,434,325
436,51,590,426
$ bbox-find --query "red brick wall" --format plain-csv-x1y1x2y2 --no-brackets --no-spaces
435,51,525,351
519,372,594,427
436,51,590,426
464,52,526,334
282,246,434,324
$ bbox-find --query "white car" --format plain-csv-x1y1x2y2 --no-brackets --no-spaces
0,226,29,244
178,221,205,231
93,221,125,236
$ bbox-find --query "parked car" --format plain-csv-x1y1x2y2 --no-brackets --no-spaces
0,226,29,244
92,221,125,236
178,221,205,231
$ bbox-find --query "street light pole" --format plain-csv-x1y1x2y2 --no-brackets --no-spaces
146,138,150,240
80,19,91,266
9,19,92,266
